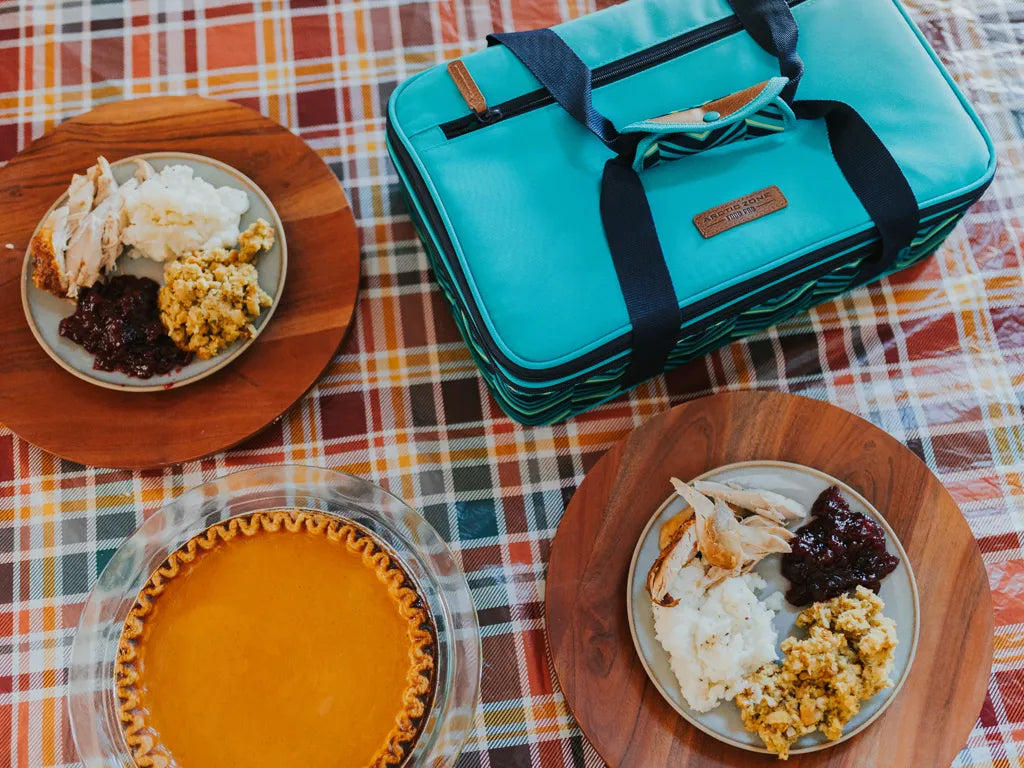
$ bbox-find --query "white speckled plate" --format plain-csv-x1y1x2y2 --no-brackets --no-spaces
626,460,919,757
20,152,287,392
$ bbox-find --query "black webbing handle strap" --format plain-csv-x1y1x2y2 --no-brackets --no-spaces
489,28,678,383
600,158,682,383
725,0,804,103
793,99,920,282
487,29,620,147
489,2,920,386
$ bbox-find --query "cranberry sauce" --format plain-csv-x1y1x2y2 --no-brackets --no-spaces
780,486,899,606
58,275,192,379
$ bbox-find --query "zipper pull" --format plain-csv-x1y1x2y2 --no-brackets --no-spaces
447,60,501,124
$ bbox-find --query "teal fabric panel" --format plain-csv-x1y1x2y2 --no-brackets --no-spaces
394,0,743,136
397,165,977,423
420,114,872,366
388,0,995,374
794,0,991,201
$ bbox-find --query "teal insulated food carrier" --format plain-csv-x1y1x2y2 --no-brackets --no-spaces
386,0,995,425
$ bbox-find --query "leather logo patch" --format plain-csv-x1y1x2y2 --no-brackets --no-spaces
693,186,787,238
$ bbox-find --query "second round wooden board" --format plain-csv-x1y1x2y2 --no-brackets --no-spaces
545,390,992,767
0,96,360,469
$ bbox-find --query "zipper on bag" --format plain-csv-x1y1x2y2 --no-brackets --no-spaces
440,0,808,139
446,60,502,124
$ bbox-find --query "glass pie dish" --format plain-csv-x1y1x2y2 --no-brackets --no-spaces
68,465,481,767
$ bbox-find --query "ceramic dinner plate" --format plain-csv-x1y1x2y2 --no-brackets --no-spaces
20,151,287,392
626,460,920,756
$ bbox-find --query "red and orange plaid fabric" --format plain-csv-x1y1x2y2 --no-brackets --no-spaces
1,1,1022,766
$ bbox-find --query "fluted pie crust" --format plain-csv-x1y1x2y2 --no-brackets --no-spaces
114,510,435,768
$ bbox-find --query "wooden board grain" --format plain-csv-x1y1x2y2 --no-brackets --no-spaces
546,390,992,767
0,96,359,469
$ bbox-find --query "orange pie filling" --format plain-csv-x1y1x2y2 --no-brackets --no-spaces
114,510,435,768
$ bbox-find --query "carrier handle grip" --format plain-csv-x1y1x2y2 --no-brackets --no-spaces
490,5,919,385
725,0,804,102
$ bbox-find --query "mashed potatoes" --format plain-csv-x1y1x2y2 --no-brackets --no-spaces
652,562,782,712
121,164,250,262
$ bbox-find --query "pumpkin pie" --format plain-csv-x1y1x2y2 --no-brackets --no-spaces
114,510,435,768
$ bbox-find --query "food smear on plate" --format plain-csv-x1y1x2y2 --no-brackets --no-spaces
58,275,192,378
781,486,900,606
158,219,275,359
120,163,250,262
736,586,897,760
646,478,805,711
652,561,783,712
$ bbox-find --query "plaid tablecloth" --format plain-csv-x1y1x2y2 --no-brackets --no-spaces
1,0,1022,765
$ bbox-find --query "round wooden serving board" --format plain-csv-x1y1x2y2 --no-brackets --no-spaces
546,390,992,767
0,96,360,469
